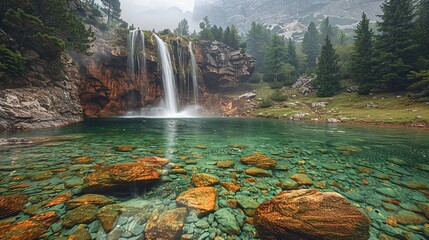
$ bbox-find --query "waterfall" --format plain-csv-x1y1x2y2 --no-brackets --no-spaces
128,29,146,79
189,42,199,105
154,34,179,115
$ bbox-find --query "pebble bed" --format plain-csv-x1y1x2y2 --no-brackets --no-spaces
0,118,428,239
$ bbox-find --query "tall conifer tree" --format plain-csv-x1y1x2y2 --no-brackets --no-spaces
265,35,287,82
314,37,340,97
303,22,320,69
375,0,419,91
286,38,299,71
351,13,374,95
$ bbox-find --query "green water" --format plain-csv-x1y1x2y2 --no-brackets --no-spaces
1,118,428,239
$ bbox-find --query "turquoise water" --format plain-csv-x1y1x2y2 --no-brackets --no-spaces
1,118,428,239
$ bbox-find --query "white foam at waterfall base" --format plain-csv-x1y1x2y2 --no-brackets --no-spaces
123,104,204,118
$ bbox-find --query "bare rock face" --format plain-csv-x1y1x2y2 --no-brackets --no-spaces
194,41,255,91
254,189,370,240
0,54,83,130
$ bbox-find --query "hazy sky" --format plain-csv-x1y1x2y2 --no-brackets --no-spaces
118,0,196,30
121,0,195,12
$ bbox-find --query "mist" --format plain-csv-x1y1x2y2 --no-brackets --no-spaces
118,0,197,31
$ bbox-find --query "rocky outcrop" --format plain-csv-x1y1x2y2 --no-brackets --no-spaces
254,189,370,240
194,41,256,91
0,54,83,130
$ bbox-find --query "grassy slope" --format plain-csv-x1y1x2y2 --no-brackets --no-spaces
228,82,429,126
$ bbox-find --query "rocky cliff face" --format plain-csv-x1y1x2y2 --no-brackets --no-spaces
194,41,256,91
77,29,255,117
193,0,383,38
0,32,83,130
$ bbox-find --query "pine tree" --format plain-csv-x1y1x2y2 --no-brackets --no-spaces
174,18,190,36
375,0,419,91
351,13,375,95
101,0,121,25
416,0,429,59
198,16,213,40
314,37,340,97
246,22,272,71
264,35,287,82
320,17,335,44
229,25,241,49
286,38,299,70
302,22,320,69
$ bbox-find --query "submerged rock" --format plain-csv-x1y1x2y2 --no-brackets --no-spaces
245,167,272,177
66,194,115,209
0,211,58,239
144,208,188,240
0,194,29,219
236,195,260,216
290,173,313,186
191,173,220,187
254,189,370,240
176,187,218,217
63,204,98,228
214,209,241,235
82,160,161,193
97,205,121,233
45,193,72,207
240,153,276,169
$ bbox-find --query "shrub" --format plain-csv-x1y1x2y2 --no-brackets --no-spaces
249,72,262,83
259,98,273,108
270,89,288,102
268,81,283,89
0,44,25,85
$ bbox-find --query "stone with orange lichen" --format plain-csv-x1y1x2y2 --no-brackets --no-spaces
30,171,53,181
240,153,276,169
82,160,161,193
290,173,313,186
387,210,427,225
144,208,188,240
67,194,114,209
45,193,72,207
114,145,136,152
9,183,31,189
245,168,272,177
0,211,58,240
72,156,94,164
176,187,218,217
221,182,240,192
254,189,370,240
63,204,98,228
191,173,220,187
216,160,235,168
0,194,29,219
97,205,120,233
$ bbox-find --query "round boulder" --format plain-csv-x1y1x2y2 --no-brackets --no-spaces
254,189,370,240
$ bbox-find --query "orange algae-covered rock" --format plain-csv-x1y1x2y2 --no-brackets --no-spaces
240,153,276,169
0,211,58,240
176,187,218,217
191,173,220,187
254,189,370,240
144,208,188,240
83,160,161,193
0,194,29,219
